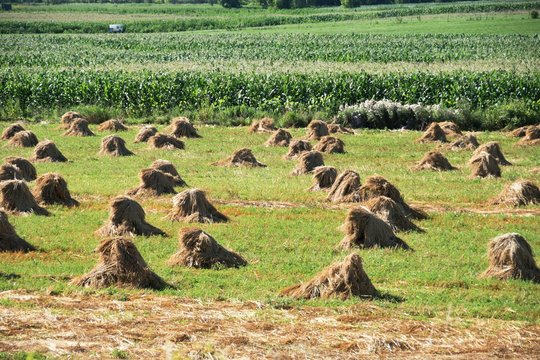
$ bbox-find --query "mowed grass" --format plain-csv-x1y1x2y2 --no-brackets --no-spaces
0,123,538,323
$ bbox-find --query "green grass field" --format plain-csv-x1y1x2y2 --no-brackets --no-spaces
0,123,538,323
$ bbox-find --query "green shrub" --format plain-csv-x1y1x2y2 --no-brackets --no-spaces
75,105,116,124
480,100,540,130
219,0,241,8
531,10,539,18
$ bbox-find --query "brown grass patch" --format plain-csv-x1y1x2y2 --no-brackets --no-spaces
168,188,228,223
280,253,378,300
33,173,78,207
215,148,266,167
491,180,540,207
8,131,38,148
309,166,338,191
0,210,35,252
265,129,292,147
31,140,68,162
480,233,540,283
168,228,247,269
96,196,165,237
0,180,49,216
71,237,168,289
99,135,134,157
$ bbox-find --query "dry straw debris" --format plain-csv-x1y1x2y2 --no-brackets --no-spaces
0,210,35,252
96,196,165,237
480,233,539,283
510,125,532,137
170,117,201,138
280,253,378,300
60,111,85,129
357,175,427,220
327,123,354,134
491,180,540,207
63,119,94,137
313,136,345,154
469,152,501,178
128,168,177,197
148,134,185,150
4,157,36,181
98,119,128,132
168,228,247,269
472,141,511,165
306,120,329,140
291,151,324,175
438,121,462,137
134,125,158,143
150,159,186,187
0,180,49,216
265,129,292,147
327,170,361,202
71,237,168,289
1,123,25,140
99,135,134,157
284,140,312,159
168,189,228,223
449,134,480,151
364,196,422,233
416,122,447,143
33,173,78,207
8,131,38,148
516,126,540,146
31,140,68,162
309,166,338,191
249,118,276,133
412,151,456,171
0,164,22,182
215,148,266,167
339,207,410,250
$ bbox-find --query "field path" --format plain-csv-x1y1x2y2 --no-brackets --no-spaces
0,290,538,359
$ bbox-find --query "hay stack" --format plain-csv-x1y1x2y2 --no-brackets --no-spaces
472,142,511,165
249,118,275,133
4,157,36,181
416,123,447,143
98,119,128,132
480,233,539,283
99,135,134,157
357,175,427,220
60,111,84,129
517,126,540,146
215,148,266,167
150,159,186,187
168,228,247,269
313,136,345,154
284,140,312,159
33,173,78,207
0,180,48,215
134,125,158,143
280,253,377,300
327,123,354,134
491,180,540,207
96,196,165,237
469,152,501,178
449,134,480,151
148,134,185,150
291,151,324,175
265,129,292,147
71,237,168,289
309,166,337,191
8,131,38,148
0,210,35,252
412,151,456,171
438,121,462,137
327,170,361,202
63,119,94,137
128,168,177,197
306,120,329,140
31,140,68,162
364,196,421,232
1,123,25,140
531,167,540,175
339,207,410,250
170,117,201,138
510,126,532,137
168,189,228,223
0,164,22,181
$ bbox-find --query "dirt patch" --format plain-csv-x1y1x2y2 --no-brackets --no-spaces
0,291,538,359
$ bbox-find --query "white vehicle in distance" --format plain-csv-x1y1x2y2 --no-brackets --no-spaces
108,24,125,33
